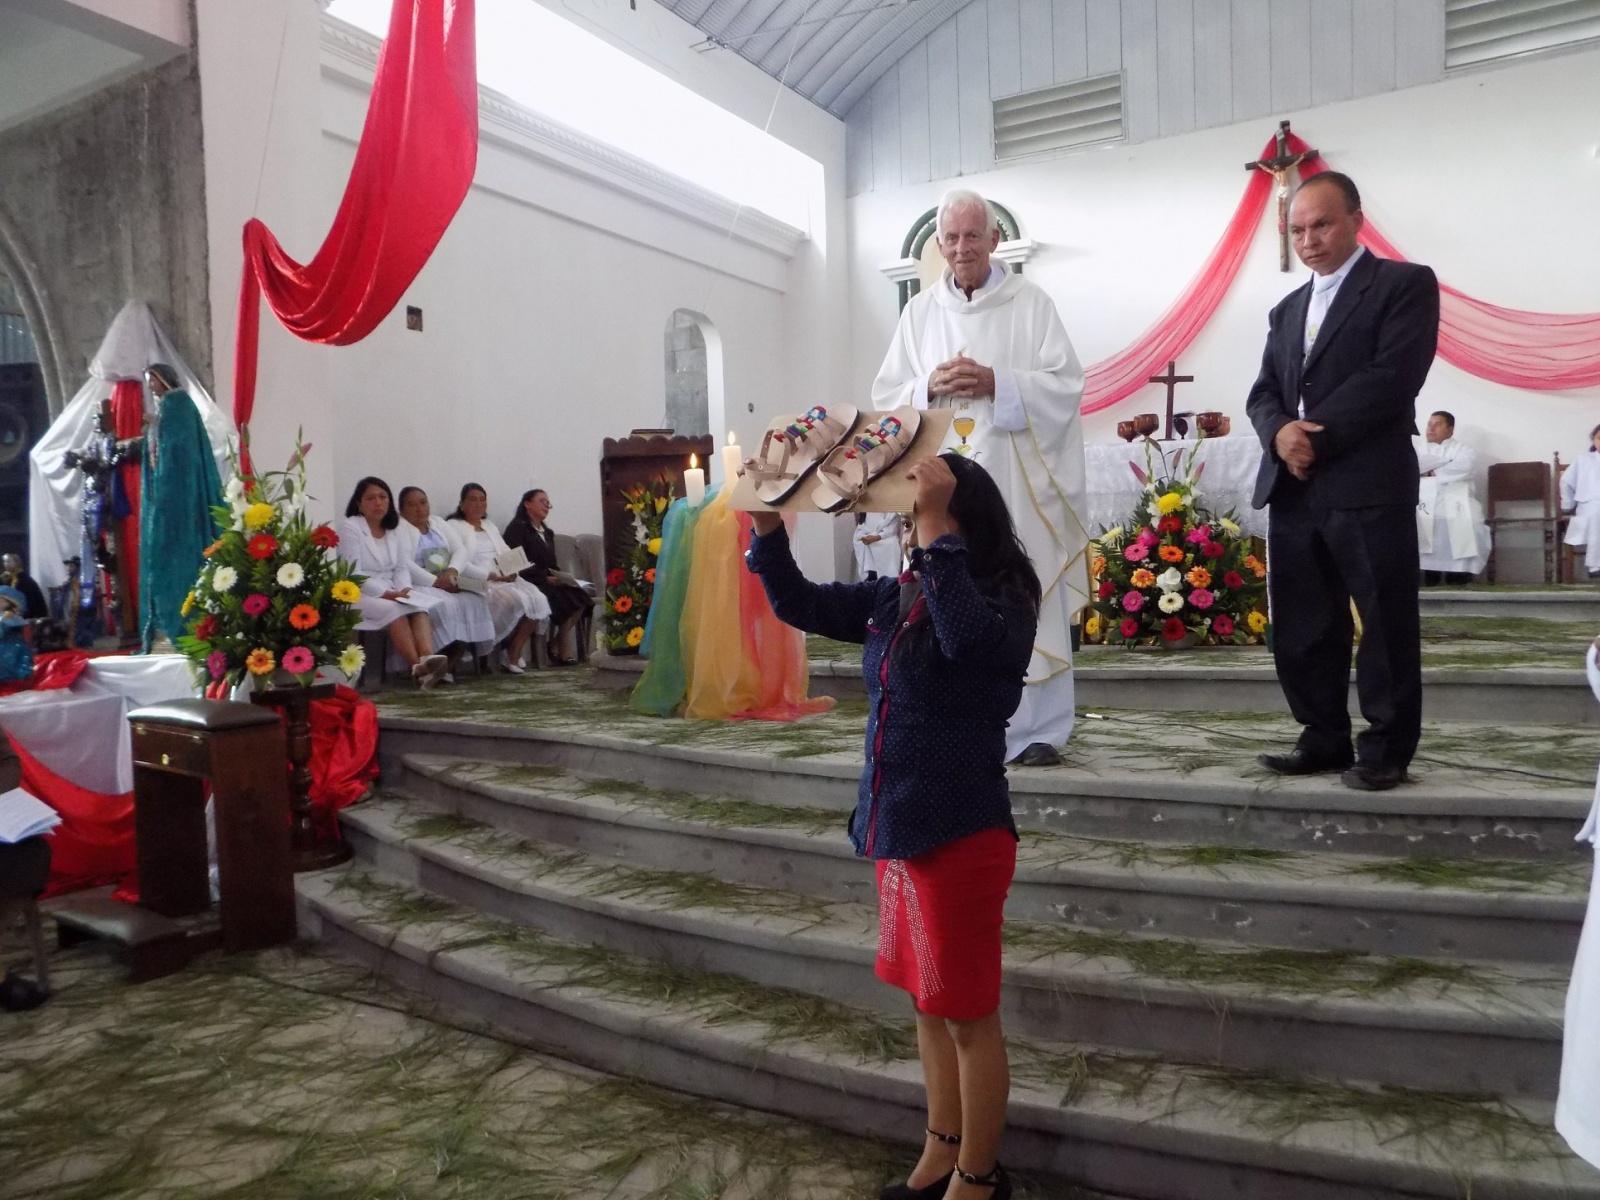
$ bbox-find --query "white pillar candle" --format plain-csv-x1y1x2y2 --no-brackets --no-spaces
683,453,706,505
720,429,742,485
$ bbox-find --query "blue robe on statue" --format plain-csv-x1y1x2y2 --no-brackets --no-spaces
139,389,223,651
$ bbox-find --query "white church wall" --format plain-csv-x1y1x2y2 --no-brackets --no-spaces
846,44,1600,491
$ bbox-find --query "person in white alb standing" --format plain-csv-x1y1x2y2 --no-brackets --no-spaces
1415,410,1489,585
871,189,1089,767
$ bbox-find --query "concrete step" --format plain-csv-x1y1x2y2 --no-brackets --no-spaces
297,866,1600,1200
395,751,1590,964
1418,587,1600,623
339,794,1573,1100
376,711,1596,859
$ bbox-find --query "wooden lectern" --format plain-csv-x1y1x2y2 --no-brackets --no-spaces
53,700,297,981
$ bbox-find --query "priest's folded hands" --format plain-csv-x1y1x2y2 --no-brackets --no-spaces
929,354,996,398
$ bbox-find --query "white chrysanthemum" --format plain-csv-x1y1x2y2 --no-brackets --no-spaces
1219,517,1241,537
224,476,246,503
1158,591,1184,614
211,566,238,593
338,645,366,676
276,562,305,588
1156,567,1183,593
1098,525,1125,549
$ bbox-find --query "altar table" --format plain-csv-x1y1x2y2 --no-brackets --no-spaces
1085,438,1266,538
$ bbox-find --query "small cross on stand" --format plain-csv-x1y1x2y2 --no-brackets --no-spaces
1149,360,1194,441
1246,119,1318,271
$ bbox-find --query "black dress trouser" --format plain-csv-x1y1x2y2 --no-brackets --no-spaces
1266,492,1422,771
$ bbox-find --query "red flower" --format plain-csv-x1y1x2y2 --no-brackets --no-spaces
1156,514,1182,535
1202,541,1226,559
1223,570,1245,590
246,533,278,559
194,614,219,641
309,525,339,549
613,594,633,614
606,568,626,587
1161,617,1187,641
1118,617,1140,639
1212,613,1236,637
1097,579,1116,599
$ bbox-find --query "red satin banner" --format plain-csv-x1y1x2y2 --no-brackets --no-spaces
1084,129,1600,413
234,0,479,452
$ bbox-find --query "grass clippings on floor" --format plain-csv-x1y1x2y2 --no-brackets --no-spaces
0,939,930,1200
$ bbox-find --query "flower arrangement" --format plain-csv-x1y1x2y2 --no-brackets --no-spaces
1085,439,1267,648
604,478,671,654
178,438,366,690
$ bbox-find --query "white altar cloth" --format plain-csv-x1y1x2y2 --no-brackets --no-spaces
0,655,197,793
1085,438,1265,538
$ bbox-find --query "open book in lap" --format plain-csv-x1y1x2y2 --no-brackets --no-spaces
0,787,62,844
494,546,531,577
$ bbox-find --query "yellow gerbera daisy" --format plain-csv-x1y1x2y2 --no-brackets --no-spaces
246,647,276,675
180,591,196,617
626,626,645,647
1247,611,1268,634
330,579,361,604
243,502,276,531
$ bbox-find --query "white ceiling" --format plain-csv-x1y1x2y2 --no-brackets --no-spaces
0,0,187,138
659,0,977,117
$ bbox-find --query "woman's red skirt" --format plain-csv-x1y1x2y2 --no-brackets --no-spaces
874,826,1017,1020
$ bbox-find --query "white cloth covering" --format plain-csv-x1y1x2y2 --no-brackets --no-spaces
446,517,552,642
1562,452,1600,575
853,512,904,580
1556,644,1600,1169
395,517,495,649
1415,436,1490,575
0,654,196,793
27,301,234,589
1085,438,1266,539
872,263,1089,759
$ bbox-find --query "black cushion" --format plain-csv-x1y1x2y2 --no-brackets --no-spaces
127,699,283,731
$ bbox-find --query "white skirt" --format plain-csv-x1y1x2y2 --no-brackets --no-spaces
482,578,552,645
353,586,445,633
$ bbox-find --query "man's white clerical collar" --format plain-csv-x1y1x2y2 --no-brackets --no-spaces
947,262,1007,299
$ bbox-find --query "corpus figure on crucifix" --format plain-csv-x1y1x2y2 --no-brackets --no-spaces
1247,120,1318,271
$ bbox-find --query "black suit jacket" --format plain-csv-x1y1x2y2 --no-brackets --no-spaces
1245,252,1440,511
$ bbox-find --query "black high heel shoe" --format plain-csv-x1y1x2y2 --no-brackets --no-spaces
879,1128,961,1200
954,1162,1012,1200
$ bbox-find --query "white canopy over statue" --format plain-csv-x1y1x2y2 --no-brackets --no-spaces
26,300,233,589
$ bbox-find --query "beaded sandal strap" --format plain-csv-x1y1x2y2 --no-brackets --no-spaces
926,1128,962,1145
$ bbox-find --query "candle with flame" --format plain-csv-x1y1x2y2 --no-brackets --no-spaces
720,429,742,485
683,452,706,505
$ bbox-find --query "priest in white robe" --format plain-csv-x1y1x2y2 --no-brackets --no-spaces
1556,639,1600,1169
1414,410,1489,583
1561,425,1600,578
871,188,1089,767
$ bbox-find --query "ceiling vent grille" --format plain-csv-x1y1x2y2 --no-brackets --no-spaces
993,73,1122,162
1445,0,1600,69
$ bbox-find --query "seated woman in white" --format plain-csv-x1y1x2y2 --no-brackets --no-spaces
396,485,496,678
444,481,551,673
340,476,450,687
1562,423,1600,579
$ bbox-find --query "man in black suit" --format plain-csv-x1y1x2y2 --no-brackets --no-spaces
1245,171,1440,791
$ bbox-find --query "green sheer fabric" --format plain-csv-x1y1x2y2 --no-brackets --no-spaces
630,490,712,716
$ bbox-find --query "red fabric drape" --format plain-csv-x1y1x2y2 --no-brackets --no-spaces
306,685,381,838
1297,153,1600,391
1084,129,1600,413
5,734,135,899
234,0,478,446
111,379,143,619
1083,140,1276,414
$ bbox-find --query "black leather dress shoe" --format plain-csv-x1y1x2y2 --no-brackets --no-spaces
1256,746,1354,775
1011,742,1062,767
1340,763,1406,791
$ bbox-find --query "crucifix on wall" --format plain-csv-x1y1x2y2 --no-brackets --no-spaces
1148,360,1194,441
1247,119,1318,271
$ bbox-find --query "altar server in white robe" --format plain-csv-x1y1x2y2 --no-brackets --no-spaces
1561,424,1600,578
853,511,904,581
1415,411,1489,583
1556,639,1600,1169
872,188,1089,767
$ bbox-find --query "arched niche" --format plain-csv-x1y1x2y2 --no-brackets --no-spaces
663,308,726,471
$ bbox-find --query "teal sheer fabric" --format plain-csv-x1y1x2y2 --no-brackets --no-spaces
139,390,223,651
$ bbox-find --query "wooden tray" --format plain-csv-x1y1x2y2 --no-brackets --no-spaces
729,409,952,514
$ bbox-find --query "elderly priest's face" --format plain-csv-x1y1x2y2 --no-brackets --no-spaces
937,202,1001,291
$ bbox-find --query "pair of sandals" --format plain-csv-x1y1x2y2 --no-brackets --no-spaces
744,403,923,512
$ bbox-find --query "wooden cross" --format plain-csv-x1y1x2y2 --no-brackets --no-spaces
1246,119,1318,271
1149,360,1194,441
